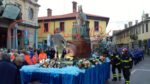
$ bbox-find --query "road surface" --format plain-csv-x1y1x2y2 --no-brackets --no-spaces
107,55,150,84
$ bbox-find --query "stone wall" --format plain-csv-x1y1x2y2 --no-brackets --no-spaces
2,0,39,49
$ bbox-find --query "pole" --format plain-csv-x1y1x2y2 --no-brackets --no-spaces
7,19,23,49
7,28,11,49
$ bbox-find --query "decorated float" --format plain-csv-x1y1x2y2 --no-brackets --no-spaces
20,55,110,84
20,6,110,84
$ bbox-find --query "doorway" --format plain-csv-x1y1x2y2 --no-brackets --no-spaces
0,28,7,48
17,30,24,49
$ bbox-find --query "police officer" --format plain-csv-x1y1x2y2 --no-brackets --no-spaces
110,49,122,81
121,48,133,84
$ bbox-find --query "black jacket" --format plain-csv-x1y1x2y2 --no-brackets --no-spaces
46,49,51,58
121,53,133,69
13,62,23,84
110,53,121,66
0,60,18,84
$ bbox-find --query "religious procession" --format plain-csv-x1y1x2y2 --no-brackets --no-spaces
0,0,148,84
0,40,144,84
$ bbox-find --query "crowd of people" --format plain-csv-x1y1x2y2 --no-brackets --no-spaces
0,46,145,84
109,47,144,84
0,47,68,84
92,47,144,84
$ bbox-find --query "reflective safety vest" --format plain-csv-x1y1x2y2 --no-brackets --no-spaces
121,54,132,69
24,55,33,65
39,53,47,61
32,55,39,64
110,54,121,66
10,54,15,62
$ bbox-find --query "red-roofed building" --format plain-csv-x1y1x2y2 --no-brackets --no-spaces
38,1,109,50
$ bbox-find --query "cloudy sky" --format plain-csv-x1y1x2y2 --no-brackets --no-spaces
38,0,150,35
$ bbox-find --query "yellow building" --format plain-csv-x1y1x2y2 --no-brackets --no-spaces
113,13,150,54
38,1,109,49
113,26,132,47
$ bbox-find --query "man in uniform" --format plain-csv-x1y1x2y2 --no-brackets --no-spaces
110,49,122,81
121,48,133,84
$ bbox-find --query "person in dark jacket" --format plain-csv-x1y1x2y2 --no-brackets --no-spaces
13,54,25,84
61,48,67,59
46,47,51,59
121,48,133,84
50,48,55,59
37,48,41,55
110,49,122,81
0,53,18,84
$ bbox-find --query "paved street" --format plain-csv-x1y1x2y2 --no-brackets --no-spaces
107,55,150,84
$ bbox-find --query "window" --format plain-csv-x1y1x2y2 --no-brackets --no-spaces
142,24,144,33
28,7,34,19
0,0,3,5
44,40,47,44
137,27,139,34
139,26,141,34
146,23,148,32
86,21,90,32
44,23,49,32
130,29,133,35
73,22,76,28
127,31,128,36
86,21,90,28
136,28,138,34
124,33,125,38
94,21,99,31
123,33,125,38
132,29,134,34
60,22,65,31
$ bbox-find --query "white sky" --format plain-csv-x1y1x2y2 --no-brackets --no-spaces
37,0,150,35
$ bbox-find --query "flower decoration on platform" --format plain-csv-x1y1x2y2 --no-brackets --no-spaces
75,56,108,69
40,59,73,68
39,56,107,69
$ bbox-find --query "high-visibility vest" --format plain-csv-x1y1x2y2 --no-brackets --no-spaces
32,55,39,64
39,53,47,61
10,54,15,61
24,55,33,65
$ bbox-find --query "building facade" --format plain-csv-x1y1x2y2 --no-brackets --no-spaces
113,14,150,54
38,1,109,49
0,0,40,49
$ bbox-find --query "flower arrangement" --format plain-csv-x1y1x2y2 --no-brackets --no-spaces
39,59,72,68
76,55,107,69
39,55,107,69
